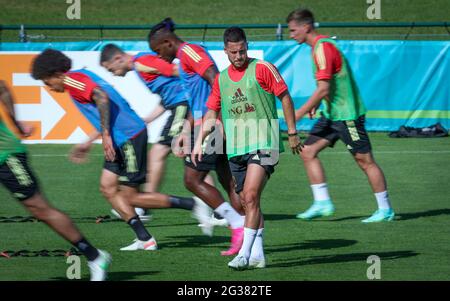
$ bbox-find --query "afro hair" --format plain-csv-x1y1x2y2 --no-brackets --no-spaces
31,48,72,80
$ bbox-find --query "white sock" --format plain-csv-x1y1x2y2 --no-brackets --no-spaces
239,215,246,226
249,228,264,260
214,202,244,229
311,183,330,202
238,228,257,259
375,191,391,209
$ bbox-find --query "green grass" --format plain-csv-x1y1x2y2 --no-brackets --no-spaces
0,0,449,41
1,133,450,280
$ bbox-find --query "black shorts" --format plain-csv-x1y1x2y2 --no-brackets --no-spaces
158,103,189,147
228,150,278,194
0,153,39,201
305,115,372,154
184,125,228,172
104,130,148,187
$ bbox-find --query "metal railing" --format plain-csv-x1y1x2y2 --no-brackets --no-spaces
0,22,448,42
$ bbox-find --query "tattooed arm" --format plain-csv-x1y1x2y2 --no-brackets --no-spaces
92,87,116,161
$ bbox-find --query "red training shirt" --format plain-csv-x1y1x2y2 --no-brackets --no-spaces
311,35,343,81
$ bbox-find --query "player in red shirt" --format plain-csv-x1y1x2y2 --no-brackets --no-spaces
287,9,394,222
192,27,301,270
32,49,213,252
149,18,246,256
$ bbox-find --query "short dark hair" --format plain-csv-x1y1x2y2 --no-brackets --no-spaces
31,48,71,80
100,43,124,63
223,27,247,45
148,17,176,42
286,8,315,27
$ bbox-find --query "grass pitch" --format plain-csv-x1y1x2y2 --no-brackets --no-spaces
1,134,449,281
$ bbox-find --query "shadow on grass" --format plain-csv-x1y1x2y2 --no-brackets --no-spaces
296,209,450,222
265,239,358,254
158,235,230,249
272,214,368,222
107,270,160,281
269,250,418,268
72,216,197,228
264,214,297,221
49,270,159,281
142,222,198,228
396,209,450,221
322,215,368,222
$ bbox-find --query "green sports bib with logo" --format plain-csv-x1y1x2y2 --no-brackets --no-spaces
219,59,284,159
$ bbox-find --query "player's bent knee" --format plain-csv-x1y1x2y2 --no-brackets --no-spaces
242,190,259,209
100,184,116,200
354,153,374,171
183,173,201,192
300,146,317,161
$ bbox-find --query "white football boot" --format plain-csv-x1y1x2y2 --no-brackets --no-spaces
120,237,158,251
88,250,112,281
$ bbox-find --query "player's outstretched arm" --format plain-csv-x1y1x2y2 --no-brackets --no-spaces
279,90,302,154
69,130,100,164
295,80,330,121
92,87,115,161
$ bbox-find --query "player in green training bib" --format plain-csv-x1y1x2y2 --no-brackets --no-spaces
287,8,395,223
0,80,110,281
192,27,302,270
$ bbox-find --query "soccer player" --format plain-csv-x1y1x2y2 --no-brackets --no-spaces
287,8,395,222
0,80,110,281
191,27,302,270
98,44,221,227
149,18,246,255
99,44,190,195
31,49,212,251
